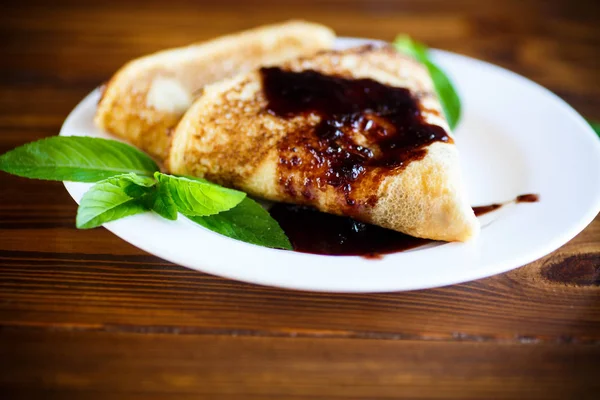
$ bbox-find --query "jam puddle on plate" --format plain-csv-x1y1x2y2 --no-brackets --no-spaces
270,194,539,258
269,203,432,259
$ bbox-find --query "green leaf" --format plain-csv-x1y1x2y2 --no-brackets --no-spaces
394,35,462,130
0,136,159,182
588,120,600,138
425,62,462,130
116,173,157,196
142,180,178,220
76,173,155,229
187,198,292,250
155,172,246,217
394,35,429,60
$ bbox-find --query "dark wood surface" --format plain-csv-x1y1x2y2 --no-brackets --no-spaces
1,0,599,398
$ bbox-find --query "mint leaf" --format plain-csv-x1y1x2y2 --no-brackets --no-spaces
187,198,292,250
588,120,600,138
394,35,429,60
155,172,246,217
425,62,461,130
76,173,155,229
116,173,157,196
143,180,178,220
0,136,159,182
394,35,462,130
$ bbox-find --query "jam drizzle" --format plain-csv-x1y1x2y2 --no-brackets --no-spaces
261,67,451,211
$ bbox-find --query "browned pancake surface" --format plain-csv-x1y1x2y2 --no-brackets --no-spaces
169,46,479,241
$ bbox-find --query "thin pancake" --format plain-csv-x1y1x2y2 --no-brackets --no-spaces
168,46,478,241
95,20,335,161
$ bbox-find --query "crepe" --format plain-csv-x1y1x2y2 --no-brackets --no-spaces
168,46,479,241
94,20,335,160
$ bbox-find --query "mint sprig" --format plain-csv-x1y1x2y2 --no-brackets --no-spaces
394,35,462,130
0,136,291,250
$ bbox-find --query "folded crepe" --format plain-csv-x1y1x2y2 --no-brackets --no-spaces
95,20,335,160
168,46,479,241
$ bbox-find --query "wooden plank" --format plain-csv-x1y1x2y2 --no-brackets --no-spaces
2,1,599,117
0,329,598,399
0,217,598,342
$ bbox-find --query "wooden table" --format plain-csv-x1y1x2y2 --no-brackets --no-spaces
1,0,599,398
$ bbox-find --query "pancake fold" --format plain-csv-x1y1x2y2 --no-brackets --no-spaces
95,21,335,160
168,46,479,241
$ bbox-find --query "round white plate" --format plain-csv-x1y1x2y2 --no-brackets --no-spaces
60,37,600,292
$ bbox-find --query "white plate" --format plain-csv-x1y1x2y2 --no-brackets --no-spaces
60,38,600,292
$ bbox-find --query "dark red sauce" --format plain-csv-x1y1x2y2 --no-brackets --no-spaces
270,194,540,257
269,203,434,257
516,193,539,203
260,67,451,212
472,193,540,217
472,204,502,216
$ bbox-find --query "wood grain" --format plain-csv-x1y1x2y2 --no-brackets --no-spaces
0,222,598,342
1,0,599,398
1,330,599,400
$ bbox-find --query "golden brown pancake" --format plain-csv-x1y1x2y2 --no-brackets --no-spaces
168,46,479,241
94,20,335,161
